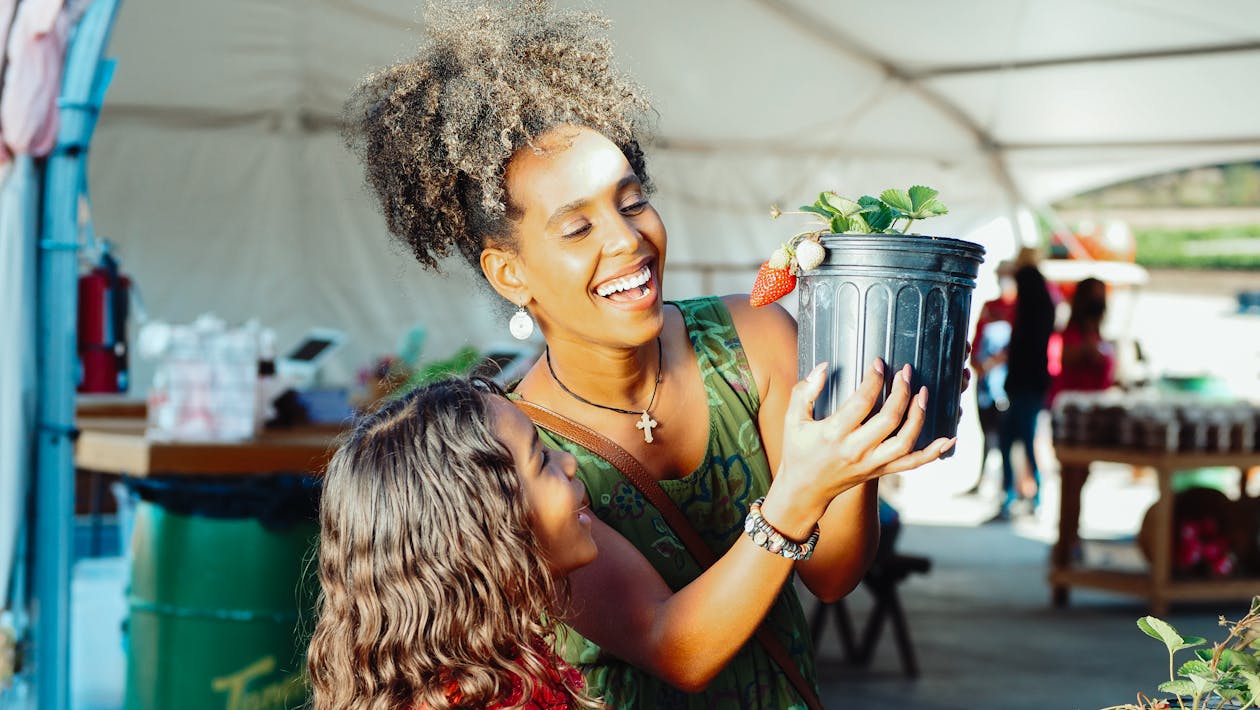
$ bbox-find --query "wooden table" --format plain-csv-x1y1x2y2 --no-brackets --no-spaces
76,394,148,419
1050,445,1260,616
74,418,342,477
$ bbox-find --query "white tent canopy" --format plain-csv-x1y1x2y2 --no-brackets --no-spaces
87,0,1260,385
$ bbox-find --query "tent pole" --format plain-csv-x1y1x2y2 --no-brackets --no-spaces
33,1,122,707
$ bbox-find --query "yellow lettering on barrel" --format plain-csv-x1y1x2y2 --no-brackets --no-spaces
211,655,309,710
211,656,275,710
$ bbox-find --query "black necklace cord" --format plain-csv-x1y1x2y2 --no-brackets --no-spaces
545,337,663,416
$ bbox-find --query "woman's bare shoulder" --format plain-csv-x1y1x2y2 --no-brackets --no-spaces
717,295,798,398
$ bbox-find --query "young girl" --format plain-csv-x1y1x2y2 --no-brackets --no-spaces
307,376,602,709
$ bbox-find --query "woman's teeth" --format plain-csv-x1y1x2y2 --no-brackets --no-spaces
596,266,651,298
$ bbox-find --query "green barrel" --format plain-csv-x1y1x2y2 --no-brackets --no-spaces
124,499,318,710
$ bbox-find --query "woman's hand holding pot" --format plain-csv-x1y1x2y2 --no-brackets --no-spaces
759,359,955,540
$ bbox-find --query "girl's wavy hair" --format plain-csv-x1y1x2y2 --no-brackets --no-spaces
307,377,599,709
343,0,654,273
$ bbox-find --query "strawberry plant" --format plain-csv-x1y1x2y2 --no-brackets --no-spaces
752,186,950,308
1101,596,1260,710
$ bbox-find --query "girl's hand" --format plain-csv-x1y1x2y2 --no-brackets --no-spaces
761,359,954,538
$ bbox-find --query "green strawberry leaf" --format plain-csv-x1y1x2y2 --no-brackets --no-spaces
1221,648,1259,672
1191,675,1218,696
880,188,913,215
830,214,849,234
869,210,896,232
908,185,939,209
855,196,894,232
1216,673,1252,698
1164,669,1216,697
1139,617,1187,651
848,213,872,233
800,204,832,219
1157,679,1196,696
912,198,950,218
1178,659,1212,677
1179,635,1209,651
1238,669,1260,703
819,192,864,217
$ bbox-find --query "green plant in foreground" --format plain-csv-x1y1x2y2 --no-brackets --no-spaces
1102,596,1260,710
771,185,950,239
1,612,15,691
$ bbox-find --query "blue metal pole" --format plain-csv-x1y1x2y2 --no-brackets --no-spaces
33,1,122,707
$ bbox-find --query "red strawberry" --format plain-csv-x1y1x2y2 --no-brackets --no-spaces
750,262,797,307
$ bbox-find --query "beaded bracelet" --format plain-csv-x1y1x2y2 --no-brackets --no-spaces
744,496,821,561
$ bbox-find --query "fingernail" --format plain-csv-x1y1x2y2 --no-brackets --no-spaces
809,362,827,381
872,358,884,375
900,364,911,384
916,387,928,409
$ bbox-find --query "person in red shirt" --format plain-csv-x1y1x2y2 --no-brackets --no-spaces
1048,277,1115,406
966,260,1016,493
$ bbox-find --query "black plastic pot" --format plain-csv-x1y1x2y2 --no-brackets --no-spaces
797,234,985,454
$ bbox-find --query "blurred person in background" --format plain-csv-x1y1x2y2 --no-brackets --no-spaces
1048,277,1115,407
993,249,1055,521
965,259,1016,495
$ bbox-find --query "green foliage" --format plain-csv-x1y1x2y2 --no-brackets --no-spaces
1104,596,1260,710
772,185,950,237
0,615,14,692
1056,161,1260,209
395,345,482,397
1133,224,1260,270
1139,616,1205,651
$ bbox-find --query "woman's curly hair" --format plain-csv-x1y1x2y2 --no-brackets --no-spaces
343,0,654,272
306,377,600,709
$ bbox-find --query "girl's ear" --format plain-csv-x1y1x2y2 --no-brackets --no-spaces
481,246,529,307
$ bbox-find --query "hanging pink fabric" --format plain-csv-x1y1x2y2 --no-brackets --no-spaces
0,0,72,158
0,0,18,170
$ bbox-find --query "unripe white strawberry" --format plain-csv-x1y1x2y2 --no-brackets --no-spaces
795,239,825,271
769,245,792,270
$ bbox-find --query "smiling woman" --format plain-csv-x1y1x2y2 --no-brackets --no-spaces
342,2,955,708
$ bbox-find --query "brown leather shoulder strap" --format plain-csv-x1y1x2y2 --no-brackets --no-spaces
513,399,719,567
513,398,824,710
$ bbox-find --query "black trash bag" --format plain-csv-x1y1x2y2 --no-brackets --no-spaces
123,474,321,531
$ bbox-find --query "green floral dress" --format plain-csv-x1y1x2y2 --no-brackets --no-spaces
535,297,818,709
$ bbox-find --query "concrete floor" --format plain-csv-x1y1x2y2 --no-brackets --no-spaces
809,462,1251,710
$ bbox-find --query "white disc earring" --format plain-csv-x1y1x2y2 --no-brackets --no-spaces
509,305,534,340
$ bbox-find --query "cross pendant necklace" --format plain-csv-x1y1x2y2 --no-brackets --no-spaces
636,410,658,443
546,338,664,444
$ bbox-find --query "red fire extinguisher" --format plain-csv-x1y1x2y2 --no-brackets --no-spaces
77,247,131,393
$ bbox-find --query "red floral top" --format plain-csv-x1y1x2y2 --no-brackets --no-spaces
440,649,586,709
